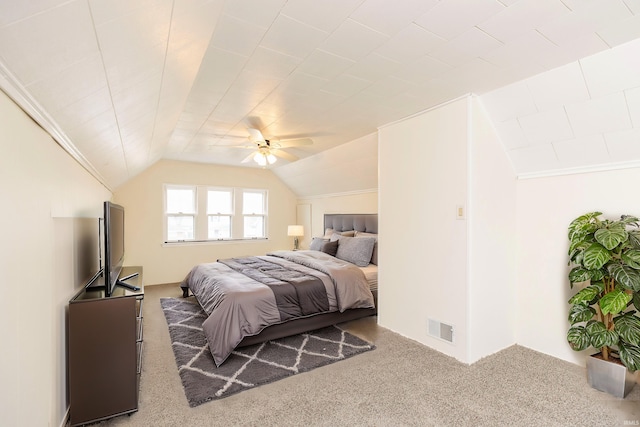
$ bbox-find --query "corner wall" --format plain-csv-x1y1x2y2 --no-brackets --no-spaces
515,167,640,365
0,90,111,427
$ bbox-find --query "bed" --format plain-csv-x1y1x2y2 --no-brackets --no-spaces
180,213,378,366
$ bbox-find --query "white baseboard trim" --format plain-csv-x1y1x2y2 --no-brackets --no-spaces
59,407,70,427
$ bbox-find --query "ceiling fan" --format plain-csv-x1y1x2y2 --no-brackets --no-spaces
239,128,313,166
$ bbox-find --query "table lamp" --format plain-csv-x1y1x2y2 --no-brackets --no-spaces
287,225,304,250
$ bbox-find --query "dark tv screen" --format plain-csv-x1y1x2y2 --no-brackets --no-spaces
103,201,125,297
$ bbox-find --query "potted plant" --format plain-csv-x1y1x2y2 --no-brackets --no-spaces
567,211,640,397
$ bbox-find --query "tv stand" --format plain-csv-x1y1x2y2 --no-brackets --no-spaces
68,266,144,426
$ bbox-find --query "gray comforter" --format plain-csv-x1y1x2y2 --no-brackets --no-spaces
181,250,375,366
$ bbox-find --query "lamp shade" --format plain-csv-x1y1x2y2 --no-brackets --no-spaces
287,225,304,236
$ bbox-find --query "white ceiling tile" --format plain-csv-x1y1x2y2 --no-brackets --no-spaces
261,15,328,59
492,119,529,150
538,0,632,46
392,55,452,83
88,0,171,26
626,86,640,128
0,0,68,27
597,13,640,47
0,1,99,85
413,0,505,40
359,76,416,99
345,53,403,82
429,27,504,68
518,108,574,145
25,54,107,111
526,62,590,111
48,87,113,131
482,30,564,71
565,92,633,137
210,13,268,57
507,144,559,173
623,0,640,13
480,81,537,122
477,0,569,43
322,74,372,98
553,134,609,168
282,0,362,32
222,0,286,28
320,19,389,61
297,49,355,79
349,0,439,36
605,128,640,161
580,37,640,98
375,23,446,63
243,46,302,80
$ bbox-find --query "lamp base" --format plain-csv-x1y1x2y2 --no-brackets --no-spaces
293,237,299,251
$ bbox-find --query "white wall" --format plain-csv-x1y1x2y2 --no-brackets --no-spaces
378,98,469,362
378,96,518,364
0,90,111,427
515,167,640,366
467,98,517,363
113,159,298,285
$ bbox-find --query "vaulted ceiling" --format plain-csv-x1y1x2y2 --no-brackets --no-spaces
1,0,639,194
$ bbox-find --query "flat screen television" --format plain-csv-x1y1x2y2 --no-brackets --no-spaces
103,201,125,297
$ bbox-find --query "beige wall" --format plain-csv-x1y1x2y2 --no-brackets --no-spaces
0,90,111,427
113,159,298,285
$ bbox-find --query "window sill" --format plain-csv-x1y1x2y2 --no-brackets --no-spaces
162,238,268,247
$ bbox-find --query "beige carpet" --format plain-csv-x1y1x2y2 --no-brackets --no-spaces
99,283,640,427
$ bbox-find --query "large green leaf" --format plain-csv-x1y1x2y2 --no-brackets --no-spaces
619,215,640,226
622,249,640,269
629,230,640,249
586,321,619,348
568,212,601,241
582,243,612,270
595,227,628,250
569,266,591,284
567,326,590,351
599,289,632,315
590,269,605,282
614,312,640,346
608,264,640,291
568,284,602,305
634,292,640,311
618,341,640,372
568,303,596,324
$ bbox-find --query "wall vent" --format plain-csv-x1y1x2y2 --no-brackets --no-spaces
428,318,454,343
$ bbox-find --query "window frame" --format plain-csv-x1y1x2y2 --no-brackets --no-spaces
163,184,269,244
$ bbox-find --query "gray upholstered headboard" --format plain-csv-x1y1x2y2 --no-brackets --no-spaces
324,214,378,234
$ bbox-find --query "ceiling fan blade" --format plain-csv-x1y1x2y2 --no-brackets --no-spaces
272,150,298,162
275,138,313,148
241,151,257,163
247,128,265,143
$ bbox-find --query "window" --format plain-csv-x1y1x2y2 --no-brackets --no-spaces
164,184,268,243
243,190,267,238
165,185,196,241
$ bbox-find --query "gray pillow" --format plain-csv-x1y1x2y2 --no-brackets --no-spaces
320,240,339,257
355,231,378,265
309,237,328,251
335,236,376,267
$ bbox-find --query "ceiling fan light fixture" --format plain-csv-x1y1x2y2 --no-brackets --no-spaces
254,152,267,166
267,153,277,164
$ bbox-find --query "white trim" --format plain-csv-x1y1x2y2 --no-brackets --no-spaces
0,61,110,190
297,188,377,201
378,93,473,130
516,160,640,180
59,407,69,427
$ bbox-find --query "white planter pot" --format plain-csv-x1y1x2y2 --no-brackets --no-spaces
586,353,636,398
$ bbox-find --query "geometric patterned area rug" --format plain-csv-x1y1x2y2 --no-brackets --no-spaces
160,297,375,407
